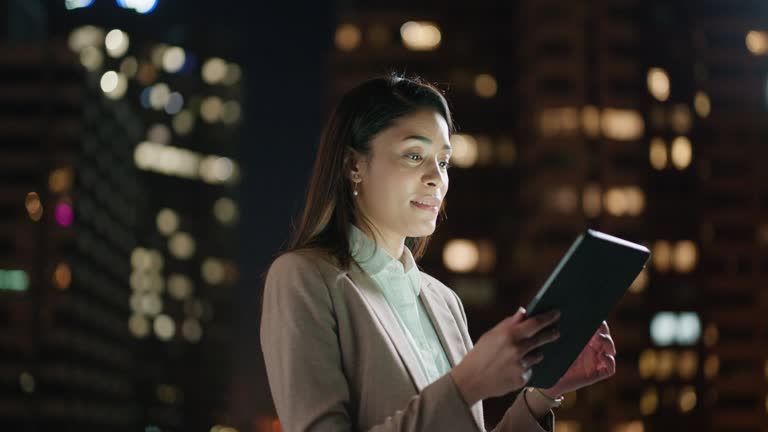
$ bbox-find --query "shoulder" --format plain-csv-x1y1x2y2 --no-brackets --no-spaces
268,247,342,277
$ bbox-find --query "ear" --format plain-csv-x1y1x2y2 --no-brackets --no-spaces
345,148,367,181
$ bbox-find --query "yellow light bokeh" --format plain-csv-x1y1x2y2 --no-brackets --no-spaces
443,239,480,273
647,68,670,102
400,21,441,51
601,108,644,141
704,355,719,379
694,91,711,118
649,137,668,170
638,349,657,379
670,136,693,170
640,387,658,415
746,30,768,55
474,74,498,98
450,134,479,168
335,24,362,51
678,386,697,412
652,240,672,272
673,240,698,273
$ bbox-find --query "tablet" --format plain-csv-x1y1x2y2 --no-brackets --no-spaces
524,229,650,389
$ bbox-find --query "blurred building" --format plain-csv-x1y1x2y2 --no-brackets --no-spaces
325,1,768,432
0,2,244,431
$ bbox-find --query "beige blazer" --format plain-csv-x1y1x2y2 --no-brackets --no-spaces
260,248,555,432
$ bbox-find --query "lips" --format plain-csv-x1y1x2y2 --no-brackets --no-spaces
411,196,441,207
410,196,441,214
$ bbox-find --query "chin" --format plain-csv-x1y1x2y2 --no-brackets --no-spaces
406,220,437,238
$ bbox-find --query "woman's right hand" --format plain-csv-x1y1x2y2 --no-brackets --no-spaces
449,307,561,406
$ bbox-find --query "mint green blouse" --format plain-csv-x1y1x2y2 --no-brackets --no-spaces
349,224,452,384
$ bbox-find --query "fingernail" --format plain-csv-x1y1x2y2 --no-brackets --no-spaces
517,307,526,315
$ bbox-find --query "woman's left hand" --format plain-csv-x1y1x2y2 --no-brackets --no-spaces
539,320,617,397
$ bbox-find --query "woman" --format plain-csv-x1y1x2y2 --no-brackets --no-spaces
260,74,617,431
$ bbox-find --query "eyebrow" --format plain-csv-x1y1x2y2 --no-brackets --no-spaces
403,135,452,151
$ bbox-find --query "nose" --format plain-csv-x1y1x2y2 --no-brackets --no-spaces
422,160,446,189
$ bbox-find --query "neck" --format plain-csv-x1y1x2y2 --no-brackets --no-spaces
354,222,405,261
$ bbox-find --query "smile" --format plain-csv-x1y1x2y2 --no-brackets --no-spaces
410,200,439,214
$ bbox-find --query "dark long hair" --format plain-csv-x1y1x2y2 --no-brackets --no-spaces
287,73,454,269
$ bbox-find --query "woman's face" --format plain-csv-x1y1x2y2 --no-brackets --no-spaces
352,108,452,242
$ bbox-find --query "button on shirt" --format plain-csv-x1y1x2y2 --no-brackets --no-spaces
349,224,452,384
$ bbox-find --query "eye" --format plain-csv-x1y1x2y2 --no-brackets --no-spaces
439,160,452,169
405,154,423,161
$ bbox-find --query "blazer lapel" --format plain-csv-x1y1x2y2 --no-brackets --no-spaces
346,265,429,391
417,278,467,368
419,278,485,430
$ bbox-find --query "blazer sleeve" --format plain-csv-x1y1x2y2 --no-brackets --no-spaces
260,252,482,432
446,289,556,432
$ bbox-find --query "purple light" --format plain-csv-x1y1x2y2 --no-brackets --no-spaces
54,202,74,227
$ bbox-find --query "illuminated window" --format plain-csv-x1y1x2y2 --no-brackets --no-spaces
638,349,657,379
400,21,441,51
335,24,362,51
168,232,196,259
651,241,672,272
450,134,479,168
672,240,698,273
612,420,644,432
156,208,179,235
670,136,692,170
19,372,35,394
52,263,71,290
647,68,670,102
669,104,692,134
202,58,228,84
678,350,698,379
703,323,718,348
154,314,176,341
650,312,677,346
443,239,480,273
161,46,186,73
678,386,697,412
640,387,658,415
601,108,644,141
105,29,129,58
582,184,602,218
650,312,701,346
746,30,768,55
694,91,711,118
129,314,150,338
550,186,578,214
649,137,667,170
49,167,73,194
581,105,600,138
0,269,29,292
703,355,719,379
655,349,676,380
213,198,238,225
539,107,580,137
474,74,498,98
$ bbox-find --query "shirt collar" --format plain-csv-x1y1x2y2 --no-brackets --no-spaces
349,224,421,296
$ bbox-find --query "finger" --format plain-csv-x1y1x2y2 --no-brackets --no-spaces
520,350,545,368
515,310,561,339
601,353,616,375
599,333,617,355
518,327,560,356
501,307,527,328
